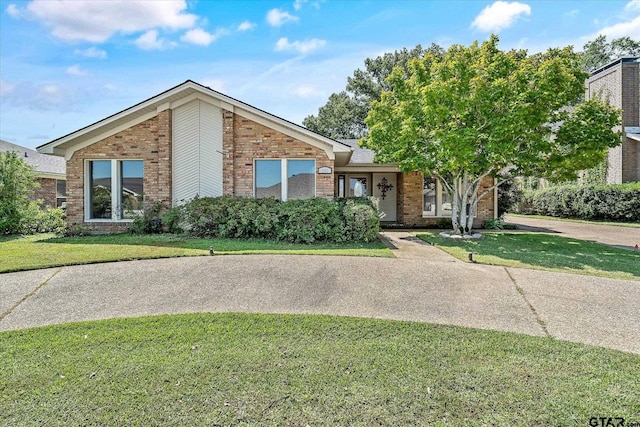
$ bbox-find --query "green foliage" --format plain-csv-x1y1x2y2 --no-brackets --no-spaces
19,204,65,234
0,150,39,234
581,157,608,185
303,44,443,138
581,35,640,72
483,217,505,230
127,201,168,234
515,183,640,222
177,196,380,243
362,35,622,233
497,179,523,216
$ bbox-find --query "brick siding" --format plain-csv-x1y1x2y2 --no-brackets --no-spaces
32,177,57,208
397,172,495,227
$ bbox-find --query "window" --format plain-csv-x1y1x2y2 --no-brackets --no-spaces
255,159,315,201
349,177,367,197
56,179,67,209
86,160,143,220
423,176,452,217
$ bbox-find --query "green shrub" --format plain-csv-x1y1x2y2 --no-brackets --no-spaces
176,196,380,243
19,204,66,234
514,183,640,222
128,201,168,234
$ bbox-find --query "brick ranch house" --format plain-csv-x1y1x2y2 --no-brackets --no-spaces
1,139,66,209
36,80,496,233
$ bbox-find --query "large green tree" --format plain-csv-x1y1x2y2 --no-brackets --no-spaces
362,35,622,235
303,44,443,138
0,150,39,234
581,35,640,72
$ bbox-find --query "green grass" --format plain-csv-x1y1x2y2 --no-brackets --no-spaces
507,213,640,228
417,232,640,280
1,313,638,426
0,234,392,273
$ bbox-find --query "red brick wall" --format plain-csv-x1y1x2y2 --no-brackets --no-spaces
398,172,495,227
32,177,57,208
65,110,172,232
223,111,334,198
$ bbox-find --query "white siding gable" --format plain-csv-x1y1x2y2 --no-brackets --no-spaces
172,99,223,204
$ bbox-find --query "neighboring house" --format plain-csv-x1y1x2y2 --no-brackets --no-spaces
585,56,640,183
37,80,496,233
1,139,66,209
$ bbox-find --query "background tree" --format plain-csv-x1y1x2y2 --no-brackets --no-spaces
0,150,39,234
362,35,622,235
580,35,640,72
303,44,443,138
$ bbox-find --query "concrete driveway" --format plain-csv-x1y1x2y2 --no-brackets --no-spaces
504,214,640,250
1,232,638,354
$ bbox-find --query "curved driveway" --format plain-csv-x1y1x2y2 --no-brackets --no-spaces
1,233,639,354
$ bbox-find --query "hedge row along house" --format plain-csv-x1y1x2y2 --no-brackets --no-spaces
36,80,497,233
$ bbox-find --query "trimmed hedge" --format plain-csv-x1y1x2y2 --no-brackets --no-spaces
514,183,640,222
167,196,381,243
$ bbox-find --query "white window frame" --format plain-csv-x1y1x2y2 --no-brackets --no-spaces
84,159,143,222
422,177,452,218
253,158,316,201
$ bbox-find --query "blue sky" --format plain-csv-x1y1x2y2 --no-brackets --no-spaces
1,0,638,150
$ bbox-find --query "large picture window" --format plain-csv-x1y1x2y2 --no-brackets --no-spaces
423,176,452,217
87,160,143,220
255,159,315,201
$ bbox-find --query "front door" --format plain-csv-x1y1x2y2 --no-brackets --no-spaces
372,173,397,222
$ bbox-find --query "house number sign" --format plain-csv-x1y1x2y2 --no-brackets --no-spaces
377,177,394,200
318,166,332,174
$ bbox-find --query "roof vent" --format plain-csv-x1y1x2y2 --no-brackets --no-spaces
24,152,28,157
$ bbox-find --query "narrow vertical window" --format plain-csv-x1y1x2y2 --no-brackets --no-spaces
89,160,112,219
56,179,67,209
337,175,345,198
287,160,315,199
255,160,282,200
423,177,437,216
120,160,144,219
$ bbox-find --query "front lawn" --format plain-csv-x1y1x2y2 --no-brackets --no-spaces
1,313,638,426
417,232,639,280
0,234,392,273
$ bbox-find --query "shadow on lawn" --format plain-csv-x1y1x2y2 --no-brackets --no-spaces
419,232,640,278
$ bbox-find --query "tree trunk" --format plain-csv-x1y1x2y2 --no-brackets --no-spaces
445,173,483,236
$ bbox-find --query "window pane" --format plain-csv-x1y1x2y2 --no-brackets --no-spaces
441,186,453,216
349,177,367,197
121,160,144,219
287,160,315,199
255,160,282,199
89,160,112,219
56,179,66,198
423,177,436,216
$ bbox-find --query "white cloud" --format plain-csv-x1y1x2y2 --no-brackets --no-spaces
6,3,21,18
266,8,298,27
293,0,307,10
275,37,326,54
16,0,197,43
75,47,107,59
135,30,175,50
565,9,579,18
471,1,531,32
66,65,89,76
237,20,256,31
626,0,640,11
292,84,320,98
181,28,227,46
587,15,640,40
0,79,15,96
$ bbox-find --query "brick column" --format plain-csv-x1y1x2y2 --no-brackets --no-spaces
222,109,235,196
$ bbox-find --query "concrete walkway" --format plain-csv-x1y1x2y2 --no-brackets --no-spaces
504,214,640,250
1,232,639,354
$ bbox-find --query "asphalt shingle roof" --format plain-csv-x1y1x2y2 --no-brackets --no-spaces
0,139,66,176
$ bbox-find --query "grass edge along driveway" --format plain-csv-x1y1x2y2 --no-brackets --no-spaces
0,233,393,274
2,312,638,426
416,231,640,280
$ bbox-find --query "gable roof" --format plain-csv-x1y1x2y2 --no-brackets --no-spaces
0,139,65,178
37,80,352,165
